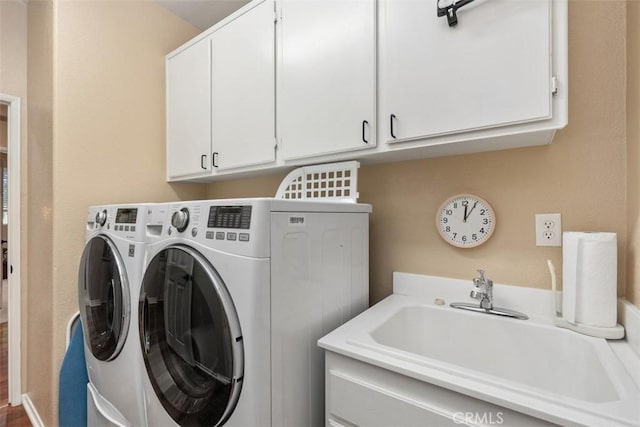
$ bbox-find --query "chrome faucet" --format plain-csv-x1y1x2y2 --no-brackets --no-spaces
470,270,493,310
450,270,529,320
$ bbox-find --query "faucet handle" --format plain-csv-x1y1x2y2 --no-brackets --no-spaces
470,289,482,299
477,269,486,282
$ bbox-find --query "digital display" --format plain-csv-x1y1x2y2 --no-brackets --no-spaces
208,206,252,229
116,208,138,224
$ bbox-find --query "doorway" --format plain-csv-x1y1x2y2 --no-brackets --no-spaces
0,94,21,407
0,104,8,408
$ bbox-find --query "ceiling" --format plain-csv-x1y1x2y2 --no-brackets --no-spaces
154,0,251,30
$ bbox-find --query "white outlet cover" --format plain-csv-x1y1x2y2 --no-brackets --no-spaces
535,213,562,247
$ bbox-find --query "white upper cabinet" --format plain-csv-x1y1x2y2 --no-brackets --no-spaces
211,0,276,171
166,37,211,180
166,0,567,182
379,0,555,144
166,0,276,181
278,0,376,161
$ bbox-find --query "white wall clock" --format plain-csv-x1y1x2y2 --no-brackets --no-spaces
436,194,496,248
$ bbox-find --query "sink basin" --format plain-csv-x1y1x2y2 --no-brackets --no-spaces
318,272,640,426
370,305,619,403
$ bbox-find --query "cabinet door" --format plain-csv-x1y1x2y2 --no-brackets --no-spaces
381,0,552,143
279,0,376,161
166,37,212,180
211,0,276,171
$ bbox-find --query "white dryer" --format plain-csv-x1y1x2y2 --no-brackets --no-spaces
139,198,370,426
79,204,155,426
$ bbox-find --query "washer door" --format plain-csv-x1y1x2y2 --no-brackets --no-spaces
139,245,244,427
78,235,130,361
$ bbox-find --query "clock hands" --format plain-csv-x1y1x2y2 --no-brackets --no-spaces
463,201,478,222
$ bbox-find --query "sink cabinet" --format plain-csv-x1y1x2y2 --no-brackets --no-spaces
324,352,554,427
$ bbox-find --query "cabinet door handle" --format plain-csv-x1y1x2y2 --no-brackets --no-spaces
213,152,219,168
200,154,207,170
362,120,369,144
390,114,397,139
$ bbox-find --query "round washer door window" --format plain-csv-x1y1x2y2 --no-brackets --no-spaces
139,245,244,427
78,235,130,361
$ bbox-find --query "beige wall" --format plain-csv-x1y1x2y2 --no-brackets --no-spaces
28,0,205,423
628,0,640,306
207,0,631,306
26,0,55,421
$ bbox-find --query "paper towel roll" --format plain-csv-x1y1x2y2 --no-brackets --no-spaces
562,232,617,327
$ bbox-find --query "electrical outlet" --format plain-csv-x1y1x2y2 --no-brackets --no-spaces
535,213,562,247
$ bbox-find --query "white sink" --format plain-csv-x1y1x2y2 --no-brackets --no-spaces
319,272,640,427
370,305,619,403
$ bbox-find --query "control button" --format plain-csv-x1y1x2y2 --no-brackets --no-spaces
226,232,237,241
128,245,135,257
191,227,198,237
206,231,214,240
124,226,130,232
171,208,190,232
239,233,250,242
95,209,107,227
215,232,225,240
167,227,172,235
131,226,136,232
107,223,110,230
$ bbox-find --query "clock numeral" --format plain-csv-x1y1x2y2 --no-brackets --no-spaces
480,209,486,215
453,202,458,209
483,218,489,225
442,217,448,224
445,226,451,232
453,232,457,238
445,209,452,215
472,234,477,241
462,235,467,242
462,201,469,207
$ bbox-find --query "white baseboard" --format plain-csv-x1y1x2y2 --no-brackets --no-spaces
21,393,45,427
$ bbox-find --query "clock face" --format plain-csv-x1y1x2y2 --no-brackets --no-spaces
436,194,495,248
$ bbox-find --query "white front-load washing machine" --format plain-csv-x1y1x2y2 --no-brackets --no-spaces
79,204,155,426
138,198,371,426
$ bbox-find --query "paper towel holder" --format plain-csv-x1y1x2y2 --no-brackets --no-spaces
547,260,625,339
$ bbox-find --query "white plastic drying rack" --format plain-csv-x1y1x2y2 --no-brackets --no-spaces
275,161,360,203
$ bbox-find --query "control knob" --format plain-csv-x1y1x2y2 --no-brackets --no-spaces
95,209,107,227
171,208,190,232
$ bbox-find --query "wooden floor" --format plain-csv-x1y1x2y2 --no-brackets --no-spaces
0,323,30,427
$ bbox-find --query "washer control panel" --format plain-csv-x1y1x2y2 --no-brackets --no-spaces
113,208,139,233
207,206,252,230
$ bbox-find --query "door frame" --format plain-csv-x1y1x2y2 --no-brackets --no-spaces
0,93,22,405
